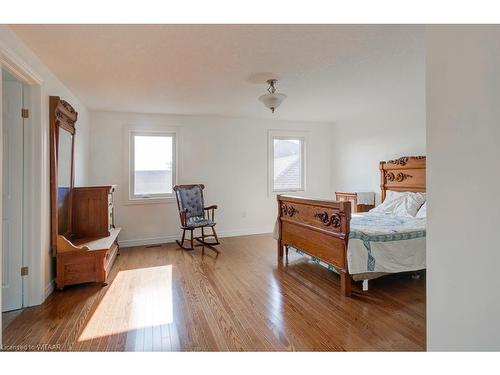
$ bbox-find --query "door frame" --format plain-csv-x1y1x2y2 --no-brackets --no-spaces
1,42,46,319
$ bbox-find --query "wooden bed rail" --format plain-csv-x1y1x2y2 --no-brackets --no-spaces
276,195,352,296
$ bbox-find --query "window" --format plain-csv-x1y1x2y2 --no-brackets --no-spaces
130,132,176,200
270,134,305,192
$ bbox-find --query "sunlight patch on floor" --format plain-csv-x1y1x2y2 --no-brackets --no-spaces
78,265,173,342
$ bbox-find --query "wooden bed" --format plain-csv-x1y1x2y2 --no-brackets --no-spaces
276,156,426,297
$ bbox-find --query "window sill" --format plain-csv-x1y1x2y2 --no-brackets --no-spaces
271,189,305,196
125,197,177,206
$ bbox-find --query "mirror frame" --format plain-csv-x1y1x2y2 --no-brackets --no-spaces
49,96,78,255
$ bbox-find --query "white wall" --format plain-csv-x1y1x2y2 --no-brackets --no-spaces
89,111,333,246
330,108,426,203
426,26,500,351
0,26,90,306
330,53,426,203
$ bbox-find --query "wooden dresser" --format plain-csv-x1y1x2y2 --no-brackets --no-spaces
56,186,120,290
335,191,375,213
50,96,120,290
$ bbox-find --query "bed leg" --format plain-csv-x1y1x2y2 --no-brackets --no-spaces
362,279,369,292
277,240,284,261
340,271,352,297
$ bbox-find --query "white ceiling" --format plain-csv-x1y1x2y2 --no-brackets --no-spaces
11,25,424,122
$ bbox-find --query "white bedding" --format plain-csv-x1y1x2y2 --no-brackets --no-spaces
273,211,426,278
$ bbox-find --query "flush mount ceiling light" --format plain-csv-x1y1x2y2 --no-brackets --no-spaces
258,79,287,113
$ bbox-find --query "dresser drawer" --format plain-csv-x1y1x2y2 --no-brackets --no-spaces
104,242,119,276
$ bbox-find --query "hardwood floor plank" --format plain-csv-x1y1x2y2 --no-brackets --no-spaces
2,234,426,351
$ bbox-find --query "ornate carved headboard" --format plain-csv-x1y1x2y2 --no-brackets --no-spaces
380,156,426,202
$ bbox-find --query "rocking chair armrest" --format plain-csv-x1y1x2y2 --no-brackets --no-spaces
179,208,188,227
204,205,217,221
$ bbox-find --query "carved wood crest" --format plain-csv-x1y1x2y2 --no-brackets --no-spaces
55,99,78,133
314,211,341,228
281,203,298,217
385,172,413,182
387,156,425,166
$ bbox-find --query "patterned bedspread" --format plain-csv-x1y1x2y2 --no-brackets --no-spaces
347,213,426,276
350,213,426,236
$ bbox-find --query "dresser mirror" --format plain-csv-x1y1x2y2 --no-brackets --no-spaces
57,129,73,188
57,127,74,236
50,96,77,254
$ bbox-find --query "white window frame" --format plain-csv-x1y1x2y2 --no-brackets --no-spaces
268,130,307,194
129,130,177,202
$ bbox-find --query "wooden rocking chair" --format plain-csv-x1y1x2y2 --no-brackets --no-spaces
173,184,220,255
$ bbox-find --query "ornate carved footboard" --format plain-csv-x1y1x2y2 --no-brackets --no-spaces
277,195,352,296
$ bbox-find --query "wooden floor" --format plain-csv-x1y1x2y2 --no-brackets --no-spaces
2,234,425,351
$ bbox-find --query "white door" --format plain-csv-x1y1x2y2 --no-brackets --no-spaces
2,71,24,312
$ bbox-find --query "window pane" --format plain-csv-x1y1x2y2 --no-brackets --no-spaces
134,135,173,195
273,138,302,190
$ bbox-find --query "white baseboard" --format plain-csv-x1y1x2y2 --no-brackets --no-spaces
218,227,271,238
119,235,178,248
118,227,271,248
44,279,55,300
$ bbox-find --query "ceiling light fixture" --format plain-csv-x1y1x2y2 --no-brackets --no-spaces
258,79,287,113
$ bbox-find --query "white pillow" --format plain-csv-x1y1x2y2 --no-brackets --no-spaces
370,191,426,217
415,201,427,218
